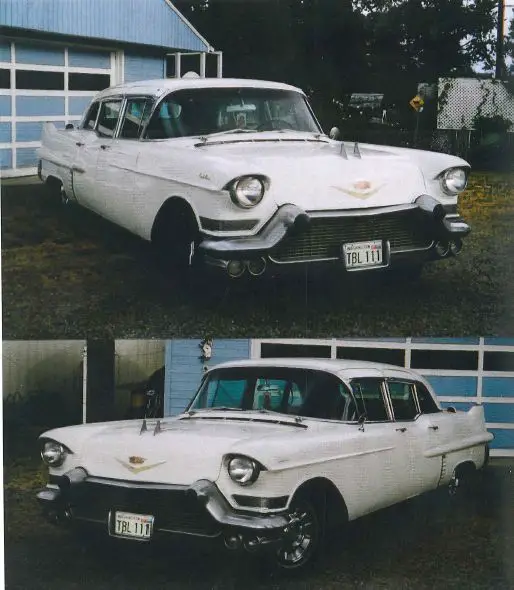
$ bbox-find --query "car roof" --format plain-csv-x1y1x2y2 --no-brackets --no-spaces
95,77,304,100
208,358,418,379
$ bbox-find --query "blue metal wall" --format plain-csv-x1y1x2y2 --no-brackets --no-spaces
164,339,251,416
0,0,210,51
124,53,165,83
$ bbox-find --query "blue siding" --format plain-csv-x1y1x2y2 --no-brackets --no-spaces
124,53,164,83
0,122,11,142
489,429,514,449
69,96,94,116
0,0,210,52
0,147,12,168
0,38,10,61
164,339,251,416
484,338,514,346
483,403,514,423
16,96,65,116
482,377,514,397
16,146,38,167
423,375,477,397
411,337,480,345
15,42,65,66
0,95,11,116
68,47,111,69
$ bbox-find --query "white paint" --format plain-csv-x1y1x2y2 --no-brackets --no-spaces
39,359,491,523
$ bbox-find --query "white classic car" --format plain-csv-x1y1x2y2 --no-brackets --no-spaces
37,358,492,570
37,77,471,280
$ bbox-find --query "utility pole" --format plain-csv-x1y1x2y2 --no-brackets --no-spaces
495,0,505,79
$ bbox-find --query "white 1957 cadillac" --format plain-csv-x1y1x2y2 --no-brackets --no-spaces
37,77,471,280
37,358,492,570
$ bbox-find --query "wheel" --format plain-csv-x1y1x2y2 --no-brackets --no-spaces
153,207,200,279
275,495,323,570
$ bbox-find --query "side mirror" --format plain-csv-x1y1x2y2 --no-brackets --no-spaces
65,123,74,130
329,126,341,140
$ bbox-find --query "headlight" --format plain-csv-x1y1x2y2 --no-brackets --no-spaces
228,455,260,485
441,167,468,195
41,440,67,467
230,176,265,208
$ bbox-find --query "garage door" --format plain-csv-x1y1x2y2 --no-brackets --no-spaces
0,39,115,176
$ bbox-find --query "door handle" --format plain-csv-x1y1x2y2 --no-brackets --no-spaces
428,425,439,431
396,427,407,433
75,142,84,147
100,144,110,150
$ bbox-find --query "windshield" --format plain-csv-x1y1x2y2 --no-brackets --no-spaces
188,367,357,421
144,87,321,139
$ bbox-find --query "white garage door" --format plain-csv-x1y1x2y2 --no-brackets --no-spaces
0,39,116,177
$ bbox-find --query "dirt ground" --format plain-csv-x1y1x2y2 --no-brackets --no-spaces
4,457,514,590
2,173,514,339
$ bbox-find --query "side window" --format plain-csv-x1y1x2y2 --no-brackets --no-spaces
350,378,389,421
388,381,419,421
96,100,122,138
415,382,441,414
120,98,154,139
299,375,348,421
83,102,100,130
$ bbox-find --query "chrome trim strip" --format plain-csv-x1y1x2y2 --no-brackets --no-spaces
306,203,419,218
84,476,188,491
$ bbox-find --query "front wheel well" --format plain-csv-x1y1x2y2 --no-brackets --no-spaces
292,477,348,529
150,197,199,245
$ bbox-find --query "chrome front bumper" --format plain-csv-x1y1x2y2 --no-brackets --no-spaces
197,197,470,277
37,470,289,551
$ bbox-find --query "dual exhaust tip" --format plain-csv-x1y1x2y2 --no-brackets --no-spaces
224,533,266,552
435,238,463,258
226,257,267,279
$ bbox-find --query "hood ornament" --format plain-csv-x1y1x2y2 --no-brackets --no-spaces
129,456,146,465
140,419,147,434
354,142,361,159
153,420,162,436
339,141,348,160
331,179,384,199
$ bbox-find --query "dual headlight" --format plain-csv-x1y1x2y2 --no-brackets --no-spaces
227,455,261,486
41,440,69,467
441,167,468,195
228,176,267,209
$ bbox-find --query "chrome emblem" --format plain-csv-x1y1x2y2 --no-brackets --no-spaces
129,456,145,465
331,180,385,200
116,458,166,474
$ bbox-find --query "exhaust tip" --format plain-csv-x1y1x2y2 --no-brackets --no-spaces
226,260,246,279
435,241,450,258
450,239,463,256
247,257,267,277
224,534,243,550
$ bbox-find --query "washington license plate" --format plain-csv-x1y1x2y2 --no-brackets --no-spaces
113,511,154,539
342,240,383,270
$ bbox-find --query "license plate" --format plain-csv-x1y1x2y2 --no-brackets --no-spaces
342,240,383,270
113,511,154,539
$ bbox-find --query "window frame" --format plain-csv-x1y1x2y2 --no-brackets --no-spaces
384,379,421,422
95,97,124,139
118,95,156,141
413,381,441,415
349,377,393,422
81,100,101,131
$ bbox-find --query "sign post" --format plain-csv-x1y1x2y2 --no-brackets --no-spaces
409,94,425,147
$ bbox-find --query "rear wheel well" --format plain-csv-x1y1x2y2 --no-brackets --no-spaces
151,197,198,245
292,478,348,529
454,461,477,479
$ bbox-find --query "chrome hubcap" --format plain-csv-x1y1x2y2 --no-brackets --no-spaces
279,508,315,565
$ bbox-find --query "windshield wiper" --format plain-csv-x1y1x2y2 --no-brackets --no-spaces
199,129,255,141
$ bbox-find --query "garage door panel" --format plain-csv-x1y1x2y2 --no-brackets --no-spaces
0,95,11,116
15,43,65,66
16,146,39,167
0,40,11,62
16,95,65,116
0,121,11,142
0,148,12,169
489,429,514,449
68,48,111,69
69,95,94,116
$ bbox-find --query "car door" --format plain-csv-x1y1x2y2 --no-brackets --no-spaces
344,374,414,513
94,96,154,232
71,100,103,204
74,98,123,216
384,376,442,497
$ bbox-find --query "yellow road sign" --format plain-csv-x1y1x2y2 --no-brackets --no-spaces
410,95,425,112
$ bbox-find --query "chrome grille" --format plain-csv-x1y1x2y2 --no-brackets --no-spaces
69,481,219,536
270,209,432,263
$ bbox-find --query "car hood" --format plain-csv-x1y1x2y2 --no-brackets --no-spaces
42,414,311,485
190,133,428,210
